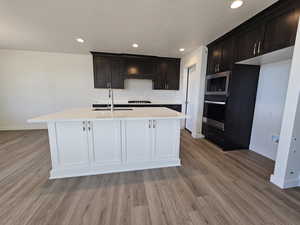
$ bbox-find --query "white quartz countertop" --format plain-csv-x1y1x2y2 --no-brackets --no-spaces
28,107,186,123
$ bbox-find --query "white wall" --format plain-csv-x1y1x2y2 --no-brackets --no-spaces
0,49,184,130
271,20,300,188
180,46,207,138
250,60,291,160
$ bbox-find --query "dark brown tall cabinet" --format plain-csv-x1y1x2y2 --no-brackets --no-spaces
203,0,300,151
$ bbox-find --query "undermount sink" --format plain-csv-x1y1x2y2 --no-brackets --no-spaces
92,108,133,111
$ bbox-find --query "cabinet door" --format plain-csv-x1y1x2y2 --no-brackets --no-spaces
235,25,264,62
165,59,180,90
206,46,214,75
125,120,152,163
154,120,179,159
263,8,300,53
220,36,234,72
111,57,125,89
124,57,157,76
153,61,167,90
93,55,125,89
91,121,122,165
154,59,180,90
93,56,111,88
207,44,221,74
225,65,260,149
55,121,89,167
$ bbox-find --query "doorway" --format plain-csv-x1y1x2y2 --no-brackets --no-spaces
185,65,197,132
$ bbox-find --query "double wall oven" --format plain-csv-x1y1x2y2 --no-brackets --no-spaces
202,65,260,151
203,71,230,131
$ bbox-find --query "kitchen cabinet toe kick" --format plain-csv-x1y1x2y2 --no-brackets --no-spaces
49,160,181,179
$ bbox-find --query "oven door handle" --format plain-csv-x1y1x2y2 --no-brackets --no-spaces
204,100,226,105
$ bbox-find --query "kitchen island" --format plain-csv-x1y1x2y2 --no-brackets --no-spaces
29,107,185,179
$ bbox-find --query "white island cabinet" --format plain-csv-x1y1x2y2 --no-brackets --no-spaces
29,108,185,179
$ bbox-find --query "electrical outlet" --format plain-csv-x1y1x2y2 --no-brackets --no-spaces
272,135,280,144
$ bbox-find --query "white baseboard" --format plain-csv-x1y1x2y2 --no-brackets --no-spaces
270,174,300,189
192,133,204,139
0,123,47,131
50,159,181,179
248,147,276,161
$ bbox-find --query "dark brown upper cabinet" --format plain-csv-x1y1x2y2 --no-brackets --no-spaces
92,52,180,90
123,55,157,79
153,61,167,90
154,58,180,90
263,7,300,54
92,53,124,89
165,59,180,90
207,0,300,71
207,42,222,74
110,57,125,89
235,24,265,62
220,36,234,71
207,36,234,74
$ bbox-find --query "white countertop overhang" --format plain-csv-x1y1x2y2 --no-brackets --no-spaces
28,107,186,123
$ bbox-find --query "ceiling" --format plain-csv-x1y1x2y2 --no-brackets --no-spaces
0,0,277,57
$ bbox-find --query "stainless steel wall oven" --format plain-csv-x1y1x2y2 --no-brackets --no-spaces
203,100,226,131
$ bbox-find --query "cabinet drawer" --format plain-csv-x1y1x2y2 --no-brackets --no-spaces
202,123,225,148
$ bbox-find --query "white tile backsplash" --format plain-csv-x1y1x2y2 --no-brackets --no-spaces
95,79,183,104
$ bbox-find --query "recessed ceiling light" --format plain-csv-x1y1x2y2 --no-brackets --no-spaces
230,0,243,9
179,48,185,52
132,43,139,48
76,38,84,43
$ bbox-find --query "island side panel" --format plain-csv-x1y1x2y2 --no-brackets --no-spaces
173,119,181,159
47,122,60,169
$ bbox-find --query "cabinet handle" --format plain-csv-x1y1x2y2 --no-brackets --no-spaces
87,121,91,131
83,121,86,132
257,41,261,55
153,120,156,128
253,43,257,56
149,120,152,128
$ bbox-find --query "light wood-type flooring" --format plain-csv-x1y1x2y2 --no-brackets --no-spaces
1,129,300,225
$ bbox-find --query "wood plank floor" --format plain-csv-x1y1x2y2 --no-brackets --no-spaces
1,130,300,225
